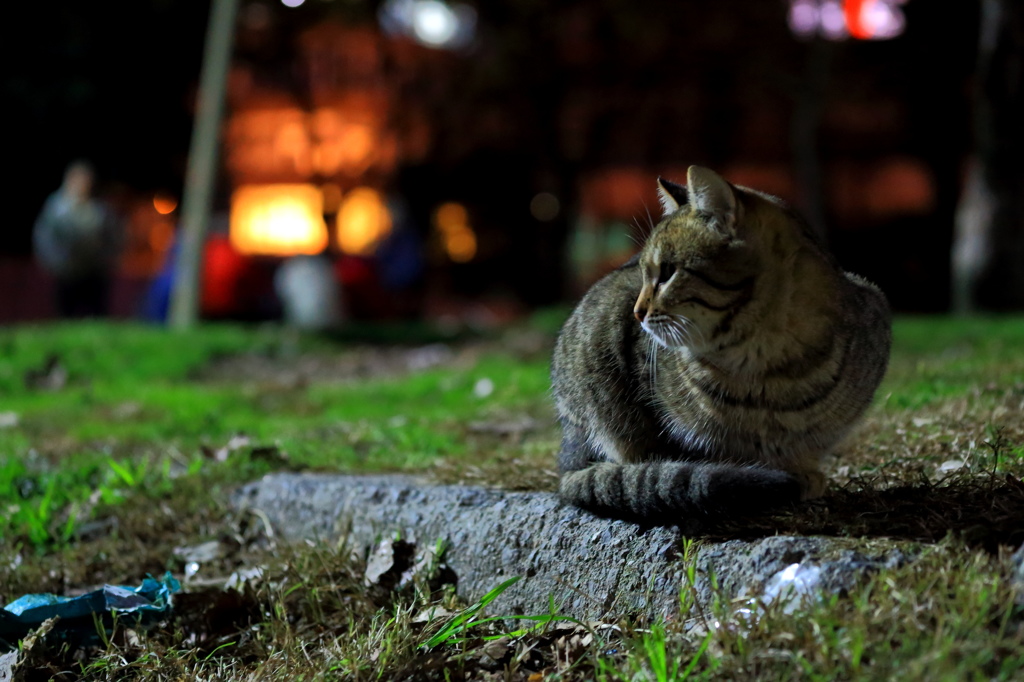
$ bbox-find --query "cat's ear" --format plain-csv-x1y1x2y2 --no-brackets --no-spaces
656,177,688,216
686,166,738,236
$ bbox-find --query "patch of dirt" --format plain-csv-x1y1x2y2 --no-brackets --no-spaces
836,384,1024,484
430,451,561,492
198,343,466,385
706,387,1024,551
197,329,554,387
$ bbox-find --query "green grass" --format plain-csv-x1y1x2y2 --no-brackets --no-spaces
0,321,554,547
3,315,1024,680
0,321,272,391
882,316,1024,409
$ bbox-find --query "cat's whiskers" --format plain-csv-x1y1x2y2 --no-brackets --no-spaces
668,319,688,345
641,203,656,238
662,323,681,347
648,314,703,352
626,228,643,249
668,314,705,349
640,332,653,382
649,334,658,391
628,212,655,248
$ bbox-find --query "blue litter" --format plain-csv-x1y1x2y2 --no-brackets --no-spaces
0,572,180,650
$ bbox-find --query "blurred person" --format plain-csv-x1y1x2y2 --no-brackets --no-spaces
374,195,425,318
33,160,121,317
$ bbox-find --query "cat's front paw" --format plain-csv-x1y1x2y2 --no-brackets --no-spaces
795,470,827,500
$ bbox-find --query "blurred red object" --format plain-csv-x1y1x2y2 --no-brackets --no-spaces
335,254,373,286
201,235,249,317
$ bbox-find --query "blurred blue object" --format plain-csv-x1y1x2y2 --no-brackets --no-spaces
143,240,179,322
0,572,181,650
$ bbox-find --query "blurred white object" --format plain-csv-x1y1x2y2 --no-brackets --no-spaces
761,562,823,614
274,255,343,330
378,0,476,50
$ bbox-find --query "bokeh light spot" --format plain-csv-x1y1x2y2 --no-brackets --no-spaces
153,193,178,215
412,1,458,46
530,192,561,222
433,202,476,263
230,184,328,256
336,187,392,256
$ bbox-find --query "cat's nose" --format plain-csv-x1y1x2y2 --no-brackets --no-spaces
634,306,646,322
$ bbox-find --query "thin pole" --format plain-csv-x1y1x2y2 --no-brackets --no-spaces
170,0,239,329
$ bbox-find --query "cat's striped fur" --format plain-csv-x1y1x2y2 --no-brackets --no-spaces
551,166,891,525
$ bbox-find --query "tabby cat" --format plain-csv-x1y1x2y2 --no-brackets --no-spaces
551,166,891,525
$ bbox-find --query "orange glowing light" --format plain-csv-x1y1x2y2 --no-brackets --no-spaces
230,184,329,256
433,202,476,263
336,187,392,255
153,193,178,215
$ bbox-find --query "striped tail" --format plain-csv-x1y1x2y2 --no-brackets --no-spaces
559,462,801,524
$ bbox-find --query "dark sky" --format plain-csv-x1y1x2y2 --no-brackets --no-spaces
3,1,211,255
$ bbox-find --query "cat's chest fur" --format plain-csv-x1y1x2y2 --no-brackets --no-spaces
642,329,852,468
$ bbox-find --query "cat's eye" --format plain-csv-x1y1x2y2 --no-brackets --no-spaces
657,263,676,286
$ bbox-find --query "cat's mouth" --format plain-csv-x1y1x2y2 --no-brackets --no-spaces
641,315,697,350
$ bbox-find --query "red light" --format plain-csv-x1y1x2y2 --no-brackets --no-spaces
844,0,872,39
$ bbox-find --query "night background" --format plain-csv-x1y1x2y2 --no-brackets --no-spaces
0,0,1006,323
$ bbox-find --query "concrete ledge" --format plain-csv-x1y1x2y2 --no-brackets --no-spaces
233,473,907,620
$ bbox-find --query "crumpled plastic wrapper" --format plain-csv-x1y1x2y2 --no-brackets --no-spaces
0,572,181,650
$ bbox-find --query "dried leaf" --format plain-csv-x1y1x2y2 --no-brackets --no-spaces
363,538,415,588
938,460,966,474
0,651,19,682
174,540,226,564
482,636,511,662
364,539,398,586
215,434,252,462
413,606,455,624
225,566,265,590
